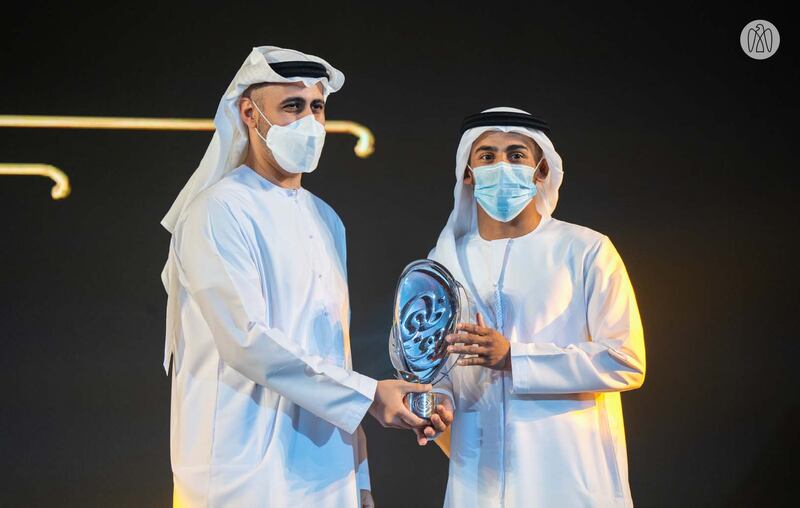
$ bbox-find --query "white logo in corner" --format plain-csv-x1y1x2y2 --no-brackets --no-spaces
741,20,780,60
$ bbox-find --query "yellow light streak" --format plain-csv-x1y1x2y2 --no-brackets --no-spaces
0,164,71,199
0,115,375,157
0,114,375,200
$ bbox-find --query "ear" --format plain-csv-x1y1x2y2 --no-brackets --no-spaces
535,159,550,182
463,166,474,185
239,96,258,129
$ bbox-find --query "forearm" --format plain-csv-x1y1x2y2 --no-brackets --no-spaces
508,235,647,395
509,339,644,394
196,287,377,433
177,197,378,434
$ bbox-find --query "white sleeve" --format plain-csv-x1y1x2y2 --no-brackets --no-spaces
509,236,645,394
176,197,377,434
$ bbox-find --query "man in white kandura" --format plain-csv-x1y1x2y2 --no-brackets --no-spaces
161,46,447,508
428,107,646,507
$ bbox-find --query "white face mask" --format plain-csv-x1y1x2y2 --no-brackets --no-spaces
251,100,326,174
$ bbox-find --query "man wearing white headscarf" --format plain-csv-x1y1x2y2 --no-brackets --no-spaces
428,107,646,507
161,46,434,507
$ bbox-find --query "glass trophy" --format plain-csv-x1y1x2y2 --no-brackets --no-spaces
388,259,468,418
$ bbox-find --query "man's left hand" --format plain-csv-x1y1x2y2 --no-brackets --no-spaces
412,397,454,446
446,312,511,371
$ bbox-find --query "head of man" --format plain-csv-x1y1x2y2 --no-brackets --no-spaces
239,81,327,182
463,131,549,185
462,130,551,230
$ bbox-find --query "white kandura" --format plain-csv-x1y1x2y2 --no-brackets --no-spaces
160,45,373,508
429,107,646,507
167,166,375,507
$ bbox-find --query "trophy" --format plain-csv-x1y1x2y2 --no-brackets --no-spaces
389,259,468,419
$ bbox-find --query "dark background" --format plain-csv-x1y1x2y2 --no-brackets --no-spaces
1,2,796,507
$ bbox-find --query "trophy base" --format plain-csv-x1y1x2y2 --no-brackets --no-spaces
406,392,437,419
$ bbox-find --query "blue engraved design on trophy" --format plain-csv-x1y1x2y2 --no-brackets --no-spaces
399,290,452,381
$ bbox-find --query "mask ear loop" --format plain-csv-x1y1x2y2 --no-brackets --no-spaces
533,156,552,214
248,98,275,144
532,157,545,180
249,98,275,127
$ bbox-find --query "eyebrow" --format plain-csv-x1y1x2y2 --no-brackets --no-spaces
280,96,307,105
505,144,530,152
280,96,325,106
475,144,530,152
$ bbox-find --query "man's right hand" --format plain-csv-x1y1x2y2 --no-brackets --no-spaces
368,380,431,429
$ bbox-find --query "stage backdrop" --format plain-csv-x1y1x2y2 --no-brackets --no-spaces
0,3,796,507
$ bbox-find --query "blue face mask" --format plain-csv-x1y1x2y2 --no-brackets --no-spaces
470,160,543,222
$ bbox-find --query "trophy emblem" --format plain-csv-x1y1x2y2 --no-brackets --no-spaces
389,259,467,418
